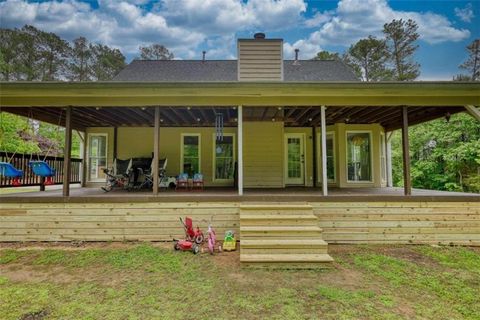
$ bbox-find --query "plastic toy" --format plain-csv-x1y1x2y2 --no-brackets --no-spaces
222,230,236,251
173,239,200,254
206,219,222,255
180,217,204,244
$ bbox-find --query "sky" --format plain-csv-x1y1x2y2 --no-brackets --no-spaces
0,0,479,80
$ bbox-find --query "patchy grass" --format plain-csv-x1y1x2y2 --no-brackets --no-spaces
0,244,479,320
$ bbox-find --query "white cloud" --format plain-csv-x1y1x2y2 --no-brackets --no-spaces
296,0,470,51
0,0,307,59
455,3,475,23
304,10,334,28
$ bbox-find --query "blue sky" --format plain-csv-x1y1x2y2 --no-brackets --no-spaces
1,0,479,80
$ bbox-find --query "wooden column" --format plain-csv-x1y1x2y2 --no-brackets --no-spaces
312,126,317,188
237,105,243,195
401,106,411,196
153,107,160,195
113,127,118,160
80,131,87,188
320,106,328,196
62,106,72,197
386,131,393,188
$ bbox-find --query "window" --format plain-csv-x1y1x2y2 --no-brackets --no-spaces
181,134,200,177
380,132,386,183
318,132,336,183
88,134,107,181
214,134,235,181
346,132,372,182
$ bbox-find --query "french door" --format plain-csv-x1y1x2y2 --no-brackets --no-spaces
284,133,305,185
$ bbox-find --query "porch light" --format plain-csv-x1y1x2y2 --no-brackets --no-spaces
160,119,164,123
95,107,101,110
197,118,201,122
141,107,146,111
187,107,191,110
308,118,312,122
277,107,282,110
233,106,236,110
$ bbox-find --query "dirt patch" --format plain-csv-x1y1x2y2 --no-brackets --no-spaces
20,310,49,320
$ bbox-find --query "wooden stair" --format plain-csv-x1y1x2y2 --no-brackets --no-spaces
240,203,333,268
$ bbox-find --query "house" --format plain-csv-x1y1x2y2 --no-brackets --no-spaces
1,34,479,267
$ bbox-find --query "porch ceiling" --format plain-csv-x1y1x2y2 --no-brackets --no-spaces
1,105,466,132
0,81,477,131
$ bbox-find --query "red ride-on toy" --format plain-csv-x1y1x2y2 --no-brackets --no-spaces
173,217,204,254
180,217,204,244
173,239,200,254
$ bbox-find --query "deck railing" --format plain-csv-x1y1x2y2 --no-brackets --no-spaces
0,152,82,188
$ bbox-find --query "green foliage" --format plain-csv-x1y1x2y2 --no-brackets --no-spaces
459,39,480,81
344,36,394,81
311,50,342,61
383,19,420,81
138,43,174,60
391,113,480,192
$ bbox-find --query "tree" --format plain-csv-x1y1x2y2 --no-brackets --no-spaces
453,74,472,81
0,28,23,80
36,29,70,81
344,36,393,81
383,19,420,81
90,44,126,80
138,44,173,60
312,50,341,61
69,37,92,81
459,39,480,81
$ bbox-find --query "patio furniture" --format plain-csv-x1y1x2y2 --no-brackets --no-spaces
176,173,189,191
192,173,204,191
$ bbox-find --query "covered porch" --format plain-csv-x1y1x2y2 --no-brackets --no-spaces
1,81,479,199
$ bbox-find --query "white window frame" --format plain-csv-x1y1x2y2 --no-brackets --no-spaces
345,130,374,183
212,133,236,182
87,132,108,182
317,131,336,183
380,132,386,184
180,133,201,175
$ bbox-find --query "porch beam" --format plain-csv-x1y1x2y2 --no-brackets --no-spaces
62,106,72,197
238,105,243,196
153,107,160,195
320,106,328,196
401,106,411,196
465,105,480,122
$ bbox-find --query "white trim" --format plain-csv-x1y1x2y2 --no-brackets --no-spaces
320,106,328,195
212,133,236,182
317,131,336,184
284,132,306,186
380,131,387,184
180,133,201,175
237,106,243,195
86,132,108,182
345,130,374,183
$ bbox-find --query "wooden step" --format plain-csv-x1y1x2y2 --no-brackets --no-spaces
240,204,312,211
241,239,329,254
241,239,328,248
240,254,333,264
240,214,318,226
240,226,323,238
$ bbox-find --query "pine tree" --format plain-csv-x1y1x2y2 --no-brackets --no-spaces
459,39,480,81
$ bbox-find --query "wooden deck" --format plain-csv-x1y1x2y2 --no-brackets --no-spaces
0,186,478,202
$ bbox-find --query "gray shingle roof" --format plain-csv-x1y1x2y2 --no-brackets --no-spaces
113,60,359,81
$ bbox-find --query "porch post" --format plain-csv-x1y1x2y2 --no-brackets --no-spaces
237,105,243,196
312,126,317,188
79,131,87,188
153,106,160,195
320,106,328,196
386,131,393,188
401,106,411,196
62,106,72,197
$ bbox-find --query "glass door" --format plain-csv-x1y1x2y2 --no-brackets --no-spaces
285,134,305,185
88,134,107,182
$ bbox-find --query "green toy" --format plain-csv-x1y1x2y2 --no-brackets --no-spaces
223,230,236,251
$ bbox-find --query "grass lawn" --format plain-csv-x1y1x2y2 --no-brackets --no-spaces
1,243,479,320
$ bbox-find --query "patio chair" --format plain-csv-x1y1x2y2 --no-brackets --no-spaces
101,158,132,192
134,158,169,191
192,173,204,191
176,173,189,191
